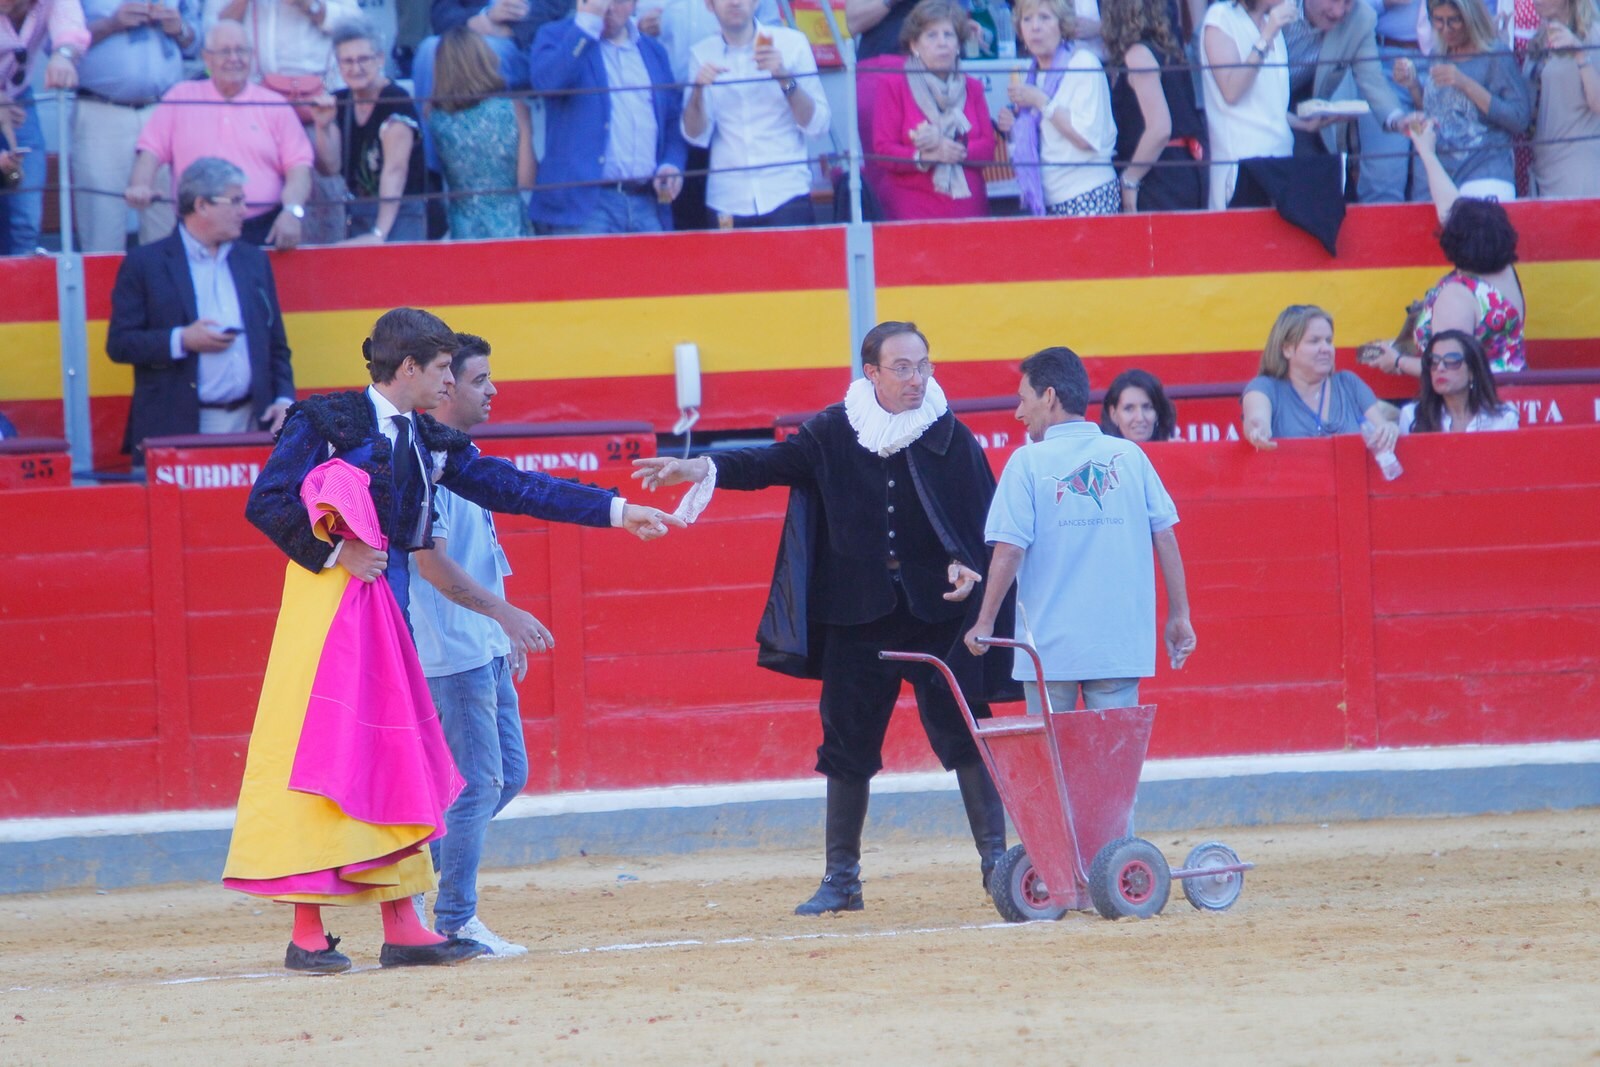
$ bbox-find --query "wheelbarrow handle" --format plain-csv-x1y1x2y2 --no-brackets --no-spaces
972,637,1051,706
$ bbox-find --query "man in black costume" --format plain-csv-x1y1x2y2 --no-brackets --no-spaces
633,321,1015,914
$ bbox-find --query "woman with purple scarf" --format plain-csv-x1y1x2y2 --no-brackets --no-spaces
998,0,1119,216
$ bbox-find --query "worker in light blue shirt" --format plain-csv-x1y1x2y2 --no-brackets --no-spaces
408,332,547,958
966,345,1196,714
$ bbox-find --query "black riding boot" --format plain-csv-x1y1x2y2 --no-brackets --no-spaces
956,761,1007,890
794,778,870,915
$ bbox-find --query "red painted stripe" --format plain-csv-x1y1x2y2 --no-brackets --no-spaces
875,200,1600,287
0,255,58,323
275,227,849,312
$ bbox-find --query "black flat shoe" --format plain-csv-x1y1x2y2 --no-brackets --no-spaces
378,936,489,968
285,934,352,975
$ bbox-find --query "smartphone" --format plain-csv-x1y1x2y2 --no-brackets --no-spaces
221,326,244,336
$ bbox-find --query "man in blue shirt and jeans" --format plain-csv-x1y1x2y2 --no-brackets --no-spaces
409,332,550,956
964,346,1197,715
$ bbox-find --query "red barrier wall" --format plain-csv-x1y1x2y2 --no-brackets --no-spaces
2,422,1598,818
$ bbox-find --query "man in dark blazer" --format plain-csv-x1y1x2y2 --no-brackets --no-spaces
528,0,687,234
633,322,1017,917
107,156,296,459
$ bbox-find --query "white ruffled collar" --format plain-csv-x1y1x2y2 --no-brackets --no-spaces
844,375,948,457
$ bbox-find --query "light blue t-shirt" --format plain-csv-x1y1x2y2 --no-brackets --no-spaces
985,420,1179,682
408,486,513,678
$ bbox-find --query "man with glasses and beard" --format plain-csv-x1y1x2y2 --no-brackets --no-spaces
632,321,1016,916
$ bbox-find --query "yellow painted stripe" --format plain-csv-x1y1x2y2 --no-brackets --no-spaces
1,289,852,401
3,261,1596,401
882,261,1600,361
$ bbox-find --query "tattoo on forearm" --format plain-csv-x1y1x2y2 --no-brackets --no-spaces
442,582,496,613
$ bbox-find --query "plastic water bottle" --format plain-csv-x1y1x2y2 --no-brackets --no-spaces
1362,420,1403,481
993,1,1016,58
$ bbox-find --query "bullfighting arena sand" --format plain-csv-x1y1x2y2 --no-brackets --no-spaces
3,809,1597,1065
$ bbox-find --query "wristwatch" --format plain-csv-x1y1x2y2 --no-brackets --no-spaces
1120,175,1142,191
55,44,82,62
284,203,306,219
780,77,799,96
1251,39,1269,58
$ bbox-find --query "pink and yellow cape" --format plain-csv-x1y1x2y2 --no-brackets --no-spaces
222,459,463,905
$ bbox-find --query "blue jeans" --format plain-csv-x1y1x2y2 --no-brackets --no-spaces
4,90,46,254
1356,47,1424,204
541,186,665,236
427,657,528,933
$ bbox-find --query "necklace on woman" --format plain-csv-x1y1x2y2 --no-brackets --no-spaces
1292,377,1331,435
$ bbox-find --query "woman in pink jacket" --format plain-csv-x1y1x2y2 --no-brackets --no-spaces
867,0,996,221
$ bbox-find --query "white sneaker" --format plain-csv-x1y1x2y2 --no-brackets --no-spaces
449,915,528,957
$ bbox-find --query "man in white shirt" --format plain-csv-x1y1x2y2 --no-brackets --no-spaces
965,346,1196,716
680,0,829,228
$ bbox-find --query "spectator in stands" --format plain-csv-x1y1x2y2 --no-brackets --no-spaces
427,25,532,237
528,0,686,234
205,0,360,241
651,0,777,229
1526,0,1600,198
1100,367,1177,442
1281,0,1411,159
1201,0,1296,209
998,0,1119,217
311,21,427,242
1392,0,1532,201
1242,304,1400,451
107,157,296,458
430,0,565,54
681,0,831,228
849,0,923,61
1363,122,1526,376
1356,0,1423,202
868,0,994,221
71,0,198,253
127,21,315,247
0,0,89,255
1399,328,1520,432
1103,0,1205,211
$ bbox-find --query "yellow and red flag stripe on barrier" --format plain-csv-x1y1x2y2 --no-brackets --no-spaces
3,202,1597,468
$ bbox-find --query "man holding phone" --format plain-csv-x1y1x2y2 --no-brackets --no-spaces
108,156,296,460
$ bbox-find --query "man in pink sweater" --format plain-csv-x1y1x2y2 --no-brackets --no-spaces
125,18,313,248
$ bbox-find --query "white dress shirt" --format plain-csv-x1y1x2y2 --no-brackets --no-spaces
170,223,252,405
681,21,830,217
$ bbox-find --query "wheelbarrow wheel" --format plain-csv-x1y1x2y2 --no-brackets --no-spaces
1087,837,1171,920
990,844,1068,923
1181,841,1245,911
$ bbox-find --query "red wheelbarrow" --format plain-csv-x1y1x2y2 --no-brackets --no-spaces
881,638,1253,923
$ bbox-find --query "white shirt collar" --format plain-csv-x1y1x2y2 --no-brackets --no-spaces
368,383,408,422
844,376,948,457
178,221,232,266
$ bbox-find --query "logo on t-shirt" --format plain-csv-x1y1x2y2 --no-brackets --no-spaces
1049,453,1123,511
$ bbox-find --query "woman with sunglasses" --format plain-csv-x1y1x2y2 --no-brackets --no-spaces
0,0,89,255
1399,329,1520,433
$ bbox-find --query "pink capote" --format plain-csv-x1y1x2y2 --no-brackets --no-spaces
223,460,463,898
292,458,462,830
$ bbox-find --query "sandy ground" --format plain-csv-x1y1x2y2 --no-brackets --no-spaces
1,810,1597,1066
